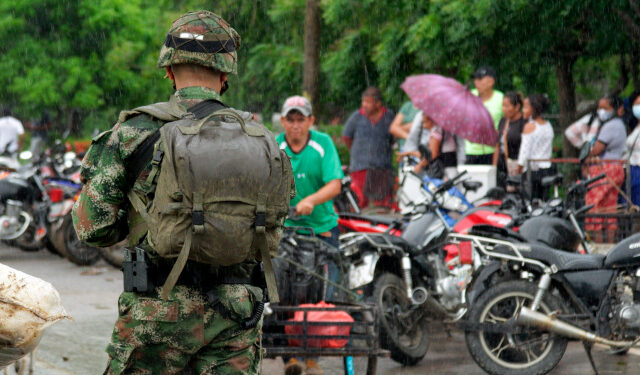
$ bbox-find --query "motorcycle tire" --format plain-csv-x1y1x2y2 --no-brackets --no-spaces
13,222,44,252
464,280,567,375
54,215,101,266
44,236,62,256
98,240,128,269
374,273,429,366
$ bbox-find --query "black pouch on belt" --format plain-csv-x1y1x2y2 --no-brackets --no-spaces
123,247,152,293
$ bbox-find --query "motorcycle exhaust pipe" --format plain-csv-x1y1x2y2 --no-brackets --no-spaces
411,287,449,318
517,307,634,347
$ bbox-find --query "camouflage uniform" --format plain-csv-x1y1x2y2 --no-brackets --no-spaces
73,11,264,375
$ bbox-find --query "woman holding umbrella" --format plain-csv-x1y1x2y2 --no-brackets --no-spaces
412,114,459,179
400,74,498,164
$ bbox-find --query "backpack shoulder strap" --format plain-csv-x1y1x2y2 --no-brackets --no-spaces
124,99,227,186
118,100,184,124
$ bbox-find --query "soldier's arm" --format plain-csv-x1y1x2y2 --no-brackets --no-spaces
72,124,128,247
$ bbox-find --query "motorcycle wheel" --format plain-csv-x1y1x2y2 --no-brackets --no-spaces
44,236,61,256
98,240,127,269
55,215,101,266
13,221,43,252
374,273,429,366
464,280,567,375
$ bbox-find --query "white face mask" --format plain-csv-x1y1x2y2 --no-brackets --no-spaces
633,104,640,119
597,108,614,122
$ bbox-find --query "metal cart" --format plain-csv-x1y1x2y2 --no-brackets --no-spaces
262,303,389,375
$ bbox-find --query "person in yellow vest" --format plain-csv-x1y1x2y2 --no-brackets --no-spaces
466,66,504,165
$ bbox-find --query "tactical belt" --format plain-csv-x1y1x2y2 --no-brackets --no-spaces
147,257,252,291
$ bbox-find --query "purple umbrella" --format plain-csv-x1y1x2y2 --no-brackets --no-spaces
401,74,497,145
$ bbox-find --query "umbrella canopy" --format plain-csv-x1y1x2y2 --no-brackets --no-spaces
401,74,497,146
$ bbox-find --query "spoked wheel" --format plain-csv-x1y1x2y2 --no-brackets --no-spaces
374,273,429,366
465,281,567,375
54,215,101,266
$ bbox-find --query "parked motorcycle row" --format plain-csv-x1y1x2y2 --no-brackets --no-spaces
279,154,640,375
5,139,638,375
0,141,123,267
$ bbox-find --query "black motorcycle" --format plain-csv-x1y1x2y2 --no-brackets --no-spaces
461,231,640,375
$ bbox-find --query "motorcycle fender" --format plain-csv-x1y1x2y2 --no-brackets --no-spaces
465,261,503,306
348,252,379,289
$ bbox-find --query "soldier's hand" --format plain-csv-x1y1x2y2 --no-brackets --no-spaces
296,199,315,216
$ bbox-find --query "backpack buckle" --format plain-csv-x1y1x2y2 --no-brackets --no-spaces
152,150,164,165
255,212,266,234
192,210,205,233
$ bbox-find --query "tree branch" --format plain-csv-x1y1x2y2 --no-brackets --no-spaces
630,0,640,19
616,10,640,41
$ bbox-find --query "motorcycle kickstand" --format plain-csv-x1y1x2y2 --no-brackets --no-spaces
582,341,599,375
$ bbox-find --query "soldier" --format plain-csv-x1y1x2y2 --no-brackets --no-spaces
73,11,291,374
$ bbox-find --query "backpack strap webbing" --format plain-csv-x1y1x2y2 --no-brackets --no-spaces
255,195,279,303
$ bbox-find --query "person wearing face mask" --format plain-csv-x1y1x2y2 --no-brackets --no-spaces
585,94,628,241
625,91,640,206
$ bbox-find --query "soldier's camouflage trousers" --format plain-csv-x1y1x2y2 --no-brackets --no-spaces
104,283,263,375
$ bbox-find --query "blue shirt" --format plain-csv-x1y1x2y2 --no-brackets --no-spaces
342,108,395,171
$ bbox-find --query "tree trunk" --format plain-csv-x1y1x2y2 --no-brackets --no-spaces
556,57,578,158
303,0,321,114
631,46,640,92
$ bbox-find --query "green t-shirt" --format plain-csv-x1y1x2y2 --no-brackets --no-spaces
399,101,420,123
465,89,504,155
396,101,420,149
276,130,344,234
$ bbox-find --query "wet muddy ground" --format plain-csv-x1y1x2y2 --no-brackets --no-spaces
1,245,638,375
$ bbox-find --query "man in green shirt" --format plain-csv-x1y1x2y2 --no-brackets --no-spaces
276,95,344,242
466,66,504,164
276,95,343,375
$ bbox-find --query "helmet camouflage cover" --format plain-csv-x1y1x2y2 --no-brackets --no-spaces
158,10,241,74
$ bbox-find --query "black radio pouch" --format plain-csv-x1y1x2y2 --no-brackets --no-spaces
123,247,152,293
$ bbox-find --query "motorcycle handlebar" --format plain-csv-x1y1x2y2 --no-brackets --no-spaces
567,173,606,196
433,170,468,196
572,203,595,217
584,173,606,187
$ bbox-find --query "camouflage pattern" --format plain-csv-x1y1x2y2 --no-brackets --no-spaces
158,11,241,74
105,284,263,374
72,86,224,247
72,86,263,374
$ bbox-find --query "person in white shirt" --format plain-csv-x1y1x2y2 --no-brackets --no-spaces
0,109,24,155
517,94,554,200
564,110,601,149
626,92,640,206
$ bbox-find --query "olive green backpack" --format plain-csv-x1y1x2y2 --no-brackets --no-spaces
121,99,293,301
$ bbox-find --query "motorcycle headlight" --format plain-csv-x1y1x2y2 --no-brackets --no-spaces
549,198,563,208
531,207,544,217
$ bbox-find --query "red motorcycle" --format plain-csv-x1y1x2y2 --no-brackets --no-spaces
338,172,603,261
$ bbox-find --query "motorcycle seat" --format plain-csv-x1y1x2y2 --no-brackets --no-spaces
541,173,563,187
462,180,483,192
339,213,399,226
386,235,417,253
493,243,605,271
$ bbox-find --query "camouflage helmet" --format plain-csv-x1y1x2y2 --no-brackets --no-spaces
158,11,241,74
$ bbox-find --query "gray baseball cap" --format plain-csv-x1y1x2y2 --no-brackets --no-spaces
281,95,312,117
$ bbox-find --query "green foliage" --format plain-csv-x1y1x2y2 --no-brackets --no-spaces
0,0,635,136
